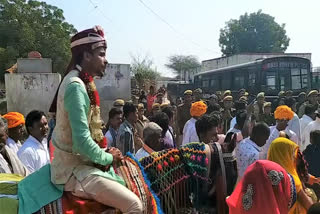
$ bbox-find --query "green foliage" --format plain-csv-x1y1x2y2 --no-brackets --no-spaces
165,55,200,76
131,55,160,88
219,10,290,56
0,0,77,80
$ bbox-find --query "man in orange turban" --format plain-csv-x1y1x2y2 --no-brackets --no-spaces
260,105,299,159
2,112,25,153
182,101,207,145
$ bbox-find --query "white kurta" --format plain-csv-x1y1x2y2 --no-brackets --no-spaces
300,115,314,144
105,130,114,148
182,118,199,145
301,117,320,152
229,117,236,130
6,137,21,154
288,113,301,143
17,135,50,174
260,126,298,159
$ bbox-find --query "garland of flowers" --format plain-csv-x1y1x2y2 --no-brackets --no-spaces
79,71,107,148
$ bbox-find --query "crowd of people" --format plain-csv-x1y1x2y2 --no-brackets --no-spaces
100,86,320,213
0,25,320,214
1,84,320,214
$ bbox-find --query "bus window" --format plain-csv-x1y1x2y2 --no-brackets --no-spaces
302,76,308,88
234,75,245,90
301,68,308,88
279,69,291,90
291,68,308,89
291,68,301,89
202,80,209,87
248,72,256,87
210,78,219,89
221,72,231,89
291,76,301,89
266,71,276,90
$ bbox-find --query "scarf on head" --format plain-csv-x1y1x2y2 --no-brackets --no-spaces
267,137,308,214
227,160,296,214
3,112,25,128
267,137,301,192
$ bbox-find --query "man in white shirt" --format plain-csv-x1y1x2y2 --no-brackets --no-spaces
260,105,298,159
301,110,320,152
228,101,247,132
236,123,270,178
227,111,248,143
286,97,301,142
3,112,25,154
300,104,316,142
18,110,50,173
182,101,207,145
105,108,122,148
135,122,163,160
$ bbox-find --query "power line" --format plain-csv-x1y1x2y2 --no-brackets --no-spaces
87,0,145,55
136,0,220,54
88,0,115,26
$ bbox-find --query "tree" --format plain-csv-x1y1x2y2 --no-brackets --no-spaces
165,55,200,78
131,55,160,89
0,0,77,80
219,10,290,56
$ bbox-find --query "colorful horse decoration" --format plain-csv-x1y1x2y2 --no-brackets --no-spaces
6,140,237,214
137,143,208,214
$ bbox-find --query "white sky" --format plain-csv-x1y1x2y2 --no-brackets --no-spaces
45,0,320,77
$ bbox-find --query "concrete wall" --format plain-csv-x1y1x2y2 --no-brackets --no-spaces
95,63,131,122
202,53,312,71
5,73,61,116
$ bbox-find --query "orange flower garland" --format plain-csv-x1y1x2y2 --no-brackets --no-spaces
79,72,107,148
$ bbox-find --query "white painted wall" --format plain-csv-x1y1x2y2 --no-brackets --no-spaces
5,73,61,116
95,63,131,122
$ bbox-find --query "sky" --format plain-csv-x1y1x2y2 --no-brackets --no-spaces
45,0,320,77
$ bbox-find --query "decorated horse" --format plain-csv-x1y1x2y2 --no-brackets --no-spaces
1,137,237,214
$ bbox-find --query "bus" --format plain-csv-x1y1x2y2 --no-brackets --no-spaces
194,56,311,96
167,81,194,104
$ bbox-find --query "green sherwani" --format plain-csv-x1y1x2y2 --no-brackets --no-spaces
51,69,124,186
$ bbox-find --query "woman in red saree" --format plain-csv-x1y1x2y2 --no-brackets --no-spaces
227,160,296,214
